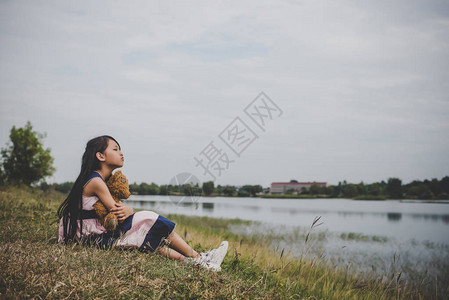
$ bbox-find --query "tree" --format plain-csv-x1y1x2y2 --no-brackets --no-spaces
386,178,402,199
309,184,321,195
342,184,358,198
441,176,449,194
137,182,151,194
183,183,193,196
223,186,235,197
407,184,431,199
202,181,214,196
366,183,381,196
237,189,250,197
129,182,140,194
183,183,201,197
0,121,55,186
326,185,337,197
159,185,168,195
429,178,442,197
147,182,160,195
53,181,74,194
285,188,295,195
216,185,223,195
356,182,366,195
0,168,5,186
250,185,262,196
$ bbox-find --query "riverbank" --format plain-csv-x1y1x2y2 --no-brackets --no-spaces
0,186,440,299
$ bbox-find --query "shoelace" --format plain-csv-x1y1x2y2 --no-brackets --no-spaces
201,249,216,257
201,249,219,262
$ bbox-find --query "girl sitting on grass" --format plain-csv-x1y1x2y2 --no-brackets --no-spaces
57,135,227,271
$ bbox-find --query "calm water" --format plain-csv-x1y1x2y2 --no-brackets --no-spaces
127,195,449,289
127,195,449,245
128,195,449,285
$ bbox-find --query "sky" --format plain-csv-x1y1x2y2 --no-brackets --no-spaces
1,0,448,188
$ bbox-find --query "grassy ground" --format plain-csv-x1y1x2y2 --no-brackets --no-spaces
0,186,440,299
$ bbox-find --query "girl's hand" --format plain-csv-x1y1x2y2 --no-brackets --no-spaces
110,202,134,222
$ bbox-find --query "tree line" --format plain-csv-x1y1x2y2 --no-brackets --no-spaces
47,177,449,200
283,177,449,200
50,180,262,198
1,122,448,200
127,182,263,197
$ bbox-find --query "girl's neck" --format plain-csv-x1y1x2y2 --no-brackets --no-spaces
95,167,113,181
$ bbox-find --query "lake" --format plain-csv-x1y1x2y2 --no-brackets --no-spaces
127,195,449,285
127,195,449,244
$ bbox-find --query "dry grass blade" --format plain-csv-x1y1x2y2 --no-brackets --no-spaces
305,233,310,244
311,216,323,229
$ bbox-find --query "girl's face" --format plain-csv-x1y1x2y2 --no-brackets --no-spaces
102,139,124,168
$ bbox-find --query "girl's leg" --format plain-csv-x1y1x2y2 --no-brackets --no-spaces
166,231,200,258
158,247,185,260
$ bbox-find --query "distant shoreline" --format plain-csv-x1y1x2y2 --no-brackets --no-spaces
133,192,449,202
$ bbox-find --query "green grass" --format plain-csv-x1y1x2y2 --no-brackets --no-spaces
0,186,441,299
339,232,389,243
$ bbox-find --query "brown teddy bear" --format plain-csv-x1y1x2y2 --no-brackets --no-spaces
93,170,131,232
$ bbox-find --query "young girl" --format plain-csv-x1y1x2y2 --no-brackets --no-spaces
57,135,227,271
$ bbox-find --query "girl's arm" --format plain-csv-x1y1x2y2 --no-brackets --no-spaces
84,178,133,221
84,177,117,211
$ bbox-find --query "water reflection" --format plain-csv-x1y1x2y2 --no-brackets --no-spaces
443,215,449,223
269,206,448,224
387,212,402,222
410,213,449,223
202,202,214,211
178,202,199,208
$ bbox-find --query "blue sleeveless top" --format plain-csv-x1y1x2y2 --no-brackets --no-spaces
80,172,106,220
84,172,106,187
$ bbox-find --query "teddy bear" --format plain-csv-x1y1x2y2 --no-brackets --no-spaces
93,170,131,232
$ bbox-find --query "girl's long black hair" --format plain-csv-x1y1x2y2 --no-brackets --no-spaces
57,135,120,243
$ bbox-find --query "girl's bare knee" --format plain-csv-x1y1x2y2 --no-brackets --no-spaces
158,247,168,256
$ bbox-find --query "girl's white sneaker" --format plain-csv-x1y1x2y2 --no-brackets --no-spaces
201,241,228,267
185,254,221,272
184,241,228,272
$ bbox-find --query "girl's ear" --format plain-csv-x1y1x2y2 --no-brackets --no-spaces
96,152,105,162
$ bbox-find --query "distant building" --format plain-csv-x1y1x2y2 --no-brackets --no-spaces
270,181,327,194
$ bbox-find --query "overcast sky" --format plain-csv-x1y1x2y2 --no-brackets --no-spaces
1,0,448,188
